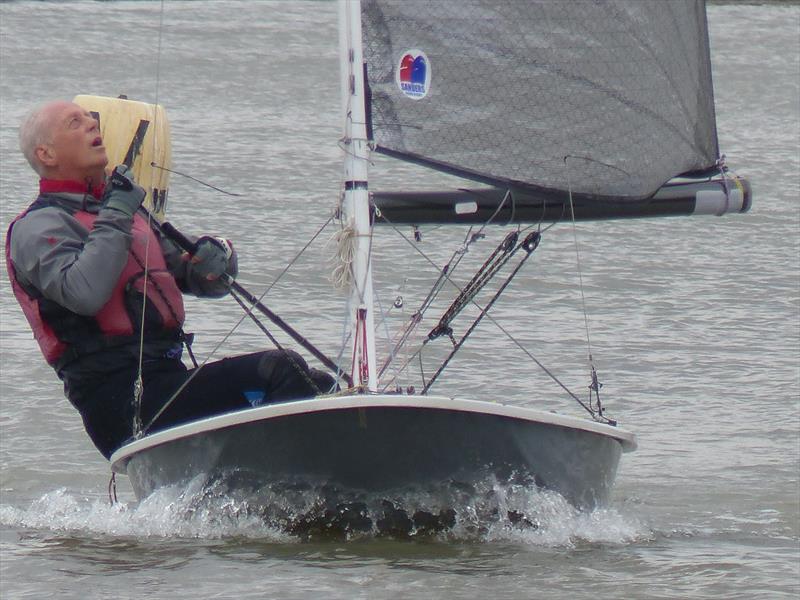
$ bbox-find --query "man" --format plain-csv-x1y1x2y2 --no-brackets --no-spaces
7,100,334,459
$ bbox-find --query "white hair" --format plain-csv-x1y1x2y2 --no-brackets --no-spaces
18,102,59,176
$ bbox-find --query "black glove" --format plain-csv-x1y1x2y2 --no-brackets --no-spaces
103,165,146,217
189,236,238,281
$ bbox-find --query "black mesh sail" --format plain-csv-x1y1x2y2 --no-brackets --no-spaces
362,0,719,200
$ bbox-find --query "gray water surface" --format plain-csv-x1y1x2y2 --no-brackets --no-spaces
1,2,798,599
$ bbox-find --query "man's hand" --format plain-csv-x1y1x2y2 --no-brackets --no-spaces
189,236,238,281
103,165,146,217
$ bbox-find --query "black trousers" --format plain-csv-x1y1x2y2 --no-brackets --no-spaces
74,350,336,459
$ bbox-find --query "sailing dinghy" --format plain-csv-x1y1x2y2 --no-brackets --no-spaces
106,0,749,528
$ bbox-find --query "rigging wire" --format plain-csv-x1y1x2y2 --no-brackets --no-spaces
373,209,608,420
132,0,167,439
149,162,243,197
563,156,594,362
564,155,605,418
375,218,492,390
375,201,557,386
133,2,347,433
372,289,403,390
482,310,608,422
376,189,512,380
142,214,335,434
229,288,324,395
422,231,542,394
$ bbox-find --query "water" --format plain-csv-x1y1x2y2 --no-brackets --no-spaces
1,1,798,598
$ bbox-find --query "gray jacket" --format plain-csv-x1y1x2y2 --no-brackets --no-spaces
10,192,225,306
8,188,227,402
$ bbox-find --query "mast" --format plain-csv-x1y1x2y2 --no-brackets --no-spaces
338,0,378,391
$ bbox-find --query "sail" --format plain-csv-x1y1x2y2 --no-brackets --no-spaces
361,0,719,201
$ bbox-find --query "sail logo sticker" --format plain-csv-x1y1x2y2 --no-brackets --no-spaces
397,49,430,100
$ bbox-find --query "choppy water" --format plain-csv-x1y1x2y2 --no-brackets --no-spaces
0,1,798,599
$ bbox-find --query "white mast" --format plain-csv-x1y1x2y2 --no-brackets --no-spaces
338,0,378,391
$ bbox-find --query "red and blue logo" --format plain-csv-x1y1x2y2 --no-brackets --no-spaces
396,49,430,100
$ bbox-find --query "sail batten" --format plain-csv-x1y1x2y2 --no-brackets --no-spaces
362,0,720,201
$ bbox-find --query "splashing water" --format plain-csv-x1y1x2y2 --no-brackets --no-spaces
0,474,647,546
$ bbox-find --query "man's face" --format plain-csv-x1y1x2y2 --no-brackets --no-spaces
39,101,108,181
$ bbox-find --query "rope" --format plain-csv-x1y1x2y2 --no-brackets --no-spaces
334,211,376,386
330,220,356,289
422,231,541,394
428,229,519,342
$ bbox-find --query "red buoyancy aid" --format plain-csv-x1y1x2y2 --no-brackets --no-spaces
5,227,65,365
6,196,185,369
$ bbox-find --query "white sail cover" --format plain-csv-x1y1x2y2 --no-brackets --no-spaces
362,0,719,200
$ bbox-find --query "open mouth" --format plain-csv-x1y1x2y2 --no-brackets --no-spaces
92,137,103,147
